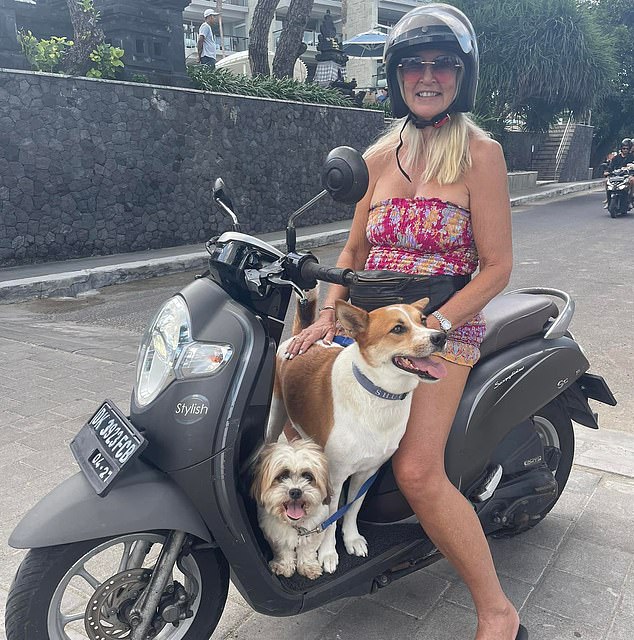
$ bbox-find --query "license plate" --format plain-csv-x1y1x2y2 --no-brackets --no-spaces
70,400,148,496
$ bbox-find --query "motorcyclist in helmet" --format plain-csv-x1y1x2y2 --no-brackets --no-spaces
284,4,525,640
604,138,633,208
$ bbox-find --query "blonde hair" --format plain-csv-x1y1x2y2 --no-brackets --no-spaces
364,113,489,185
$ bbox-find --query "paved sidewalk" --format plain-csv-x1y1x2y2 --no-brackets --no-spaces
0,179,603,304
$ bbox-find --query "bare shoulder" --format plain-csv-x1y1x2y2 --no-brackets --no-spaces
469,134,504,165
364,151,390,180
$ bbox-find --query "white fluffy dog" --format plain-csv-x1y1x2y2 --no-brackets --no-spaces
251,439,332,579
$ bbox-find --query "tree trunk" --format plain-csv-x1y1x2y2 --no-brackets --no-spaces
248,0,280,77
272,0,313,79
62,0,105,75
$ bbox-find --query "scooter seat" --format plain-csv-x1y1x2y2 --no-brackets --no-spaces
479,293,559,360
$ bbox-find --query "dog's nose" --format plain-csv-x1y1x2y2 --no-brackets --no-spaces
431,331,446,349
288,488,303,500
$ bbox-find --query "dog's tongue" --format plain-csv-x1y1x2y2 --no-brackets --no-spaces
411,356,447,379
286,501,304,520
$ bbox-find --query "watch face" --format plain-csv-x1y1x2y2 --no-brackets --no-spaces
441,319,451,331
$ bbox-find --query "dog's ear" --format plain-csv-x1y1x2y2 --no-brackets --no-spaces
250,444,275,506
411,297,431,316
336,300,369,337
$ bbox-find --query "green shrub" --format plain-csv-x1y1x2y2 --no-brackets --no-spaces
187,66,387,112
87,43,125,79
18,30,73,73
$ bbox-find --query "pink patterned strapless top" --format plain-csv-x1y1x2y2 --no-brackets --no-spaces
365,197,478,276
364,196,484,366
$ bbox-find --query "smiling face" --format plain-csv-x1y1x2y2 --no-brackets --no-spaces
398,48,462,120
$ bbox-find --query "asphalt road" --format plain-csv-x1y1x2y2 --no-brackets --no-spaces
0,188,630,432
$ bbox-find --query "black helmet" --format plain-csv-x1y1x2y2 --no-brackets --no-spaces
621,138,632,149
384,3,479,121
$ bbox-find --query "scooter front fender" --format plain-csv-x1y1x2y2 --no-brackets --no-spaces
9,459,212,549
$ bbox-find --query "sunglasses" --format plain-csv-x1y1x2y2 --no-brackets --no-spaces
397,55,463,81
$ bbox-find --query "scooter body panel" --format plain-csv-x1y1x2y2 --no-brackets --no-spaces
8,458,212,549
449,334,589,490
129,277,271,473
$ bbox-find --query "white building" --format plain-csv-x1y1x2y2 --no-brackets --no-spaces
183,0,423,88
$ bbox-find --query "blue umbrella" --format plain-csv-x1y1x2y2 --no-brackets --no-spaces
342,30,387,59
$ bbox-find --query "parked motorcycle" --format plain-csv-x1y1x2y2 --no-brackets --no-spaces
6,147,617,640
605,165,634,218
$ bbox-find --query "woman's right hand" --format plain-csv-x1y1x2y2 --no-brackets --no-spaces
283,310,337,359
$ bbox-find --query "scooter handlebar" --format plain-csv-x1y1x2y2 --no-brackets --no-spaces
299,259,358,286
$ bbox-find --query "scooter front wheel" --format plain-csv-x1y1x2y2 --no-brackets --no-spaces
5,531,229,640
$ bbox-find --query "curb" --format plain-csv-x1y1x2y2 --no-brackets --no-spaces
0,181,603,304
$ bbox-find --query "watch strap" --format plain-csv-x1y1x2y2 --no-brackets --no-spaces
431,310,452,332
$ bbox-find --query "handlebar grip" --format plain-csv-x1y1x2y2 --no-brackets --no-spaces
300,260,358,286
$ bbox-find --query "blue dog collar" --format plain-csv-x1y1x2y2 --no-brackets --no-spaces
352,363,409,401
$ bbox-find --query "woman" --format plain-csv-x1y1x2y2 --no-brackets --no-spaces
284,4,524,640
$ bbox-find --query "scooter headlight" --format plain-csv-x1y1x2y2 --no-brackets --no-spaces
135,296,233,407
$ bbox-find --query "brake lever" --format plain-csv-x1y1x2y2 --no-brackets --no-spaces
267,274,307,301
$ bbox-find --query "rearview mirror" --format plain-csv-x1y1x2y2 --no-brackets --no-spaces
321,146,369,205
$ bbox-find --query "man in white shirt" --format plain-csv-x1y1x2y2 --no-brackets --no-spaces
198,8,219,68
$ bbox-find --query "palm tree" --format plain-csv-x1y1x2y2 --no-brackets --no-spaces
453,0,616,131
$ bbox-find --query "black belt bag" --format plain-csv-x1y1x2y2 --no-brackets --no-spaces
348,270,471,314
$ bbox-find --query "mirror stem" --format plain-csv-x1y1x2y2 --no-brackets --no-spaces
286,189,328,252
214,199,241,231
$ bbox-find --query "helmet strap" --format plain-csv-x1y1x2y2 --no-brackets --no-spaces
396,116,412,183
411,112,451,129
394,112,452,183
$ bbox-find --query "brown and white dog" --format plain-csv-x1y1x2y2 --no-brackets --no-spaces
267,296,447,573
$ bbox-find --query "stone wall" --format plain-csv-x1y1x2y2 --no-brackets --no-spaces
0,69,384,267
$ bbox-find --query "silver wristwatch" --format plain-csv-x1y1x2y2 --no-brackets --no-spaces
431,310,452,333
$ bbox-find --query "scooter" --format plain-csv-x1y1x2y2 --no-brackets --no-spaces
6,147,617,640
606,166,634,218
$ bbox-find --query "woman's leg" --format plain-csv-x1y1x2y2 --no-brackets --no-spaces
392,360,520,640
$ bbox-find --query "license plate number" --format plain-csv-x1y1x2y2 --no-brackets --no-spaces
70,400,147,496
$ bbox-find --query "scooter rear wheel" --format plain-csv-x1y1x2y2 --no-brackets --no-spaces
494,398,574,538
5,531,229,640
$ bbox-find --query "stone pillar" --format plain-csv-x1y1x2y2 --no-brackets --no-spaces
0,0,25,69
94,0,190,86
342,0,378,89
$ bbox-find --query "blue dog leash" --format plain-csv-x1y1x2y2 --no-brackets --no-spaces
298,470,380,536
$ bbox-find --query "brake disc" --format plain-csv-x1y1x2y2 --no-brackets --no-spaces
84,568,166,639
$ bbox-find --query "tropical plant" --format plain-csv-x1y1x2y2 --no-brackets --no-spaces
453,0,616,132
582,0,634,165
17,1,125,80
188,66,355,106
86,43,125,79
17,30,74,74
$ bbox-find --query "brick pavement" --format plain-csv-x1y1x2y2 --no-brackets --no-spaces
1,314,632,640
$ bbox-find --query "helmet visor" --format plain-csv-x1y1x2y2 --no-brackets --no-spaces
389,10,476,56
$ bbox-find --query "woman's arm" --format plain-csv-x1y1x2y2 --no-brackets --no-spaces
284,157,377,357
427,136,513,332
